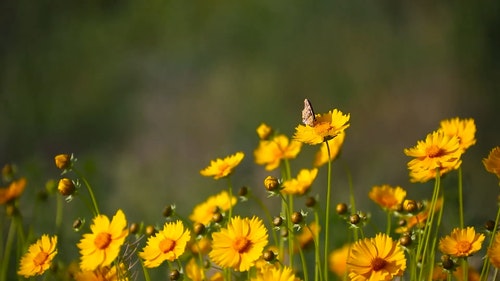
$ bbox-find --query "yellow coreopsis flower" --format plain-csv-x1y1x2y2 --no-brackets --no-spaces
77,209,129,271
254,134,302,171
200,152,244,180
209,216,268,272
140,220,191,268
294,109,350,145
368,185,406,211
189,190,237,225
404,130,462,183
282,168,318,195
488,233,500,269
346,233,406,281
439,227,485,257
18,235,58,278
251,266,300,281
0,177,27,205
329,243,351,278
75,264,129,281
313,131,346,167
483,146,500,181
439,117,476,152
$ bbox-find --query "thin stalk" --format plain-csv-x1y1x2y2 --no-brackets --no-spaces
0,219,16,281
73,168,100,215
386,211,392,235
227,176,233,220
480,199,500,281
323,142,332,281
458,167,464,228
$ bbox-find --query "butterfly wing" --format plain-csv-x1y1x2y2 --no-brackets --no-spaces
302,99,316,126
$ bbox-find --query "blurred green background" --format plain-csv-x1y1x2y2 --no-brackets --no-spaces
1,0,499,278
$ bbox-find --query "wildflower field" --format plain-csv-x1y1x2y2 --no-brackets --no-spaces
2,98,500,281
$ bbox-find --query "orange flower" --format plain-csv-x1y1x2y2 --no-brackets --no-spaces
0,178,27,205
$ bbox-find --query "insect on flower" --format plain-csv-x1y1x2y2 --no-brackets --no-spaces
302,98,316,127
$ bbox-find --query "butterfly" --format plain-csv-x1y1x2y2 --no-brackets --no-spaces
301,98,316,126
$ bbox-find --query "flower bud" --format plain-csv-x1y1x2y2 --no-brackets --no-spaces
485,220,496,232
54,154,72,170
305,196,316,208
291,211,303,224
194,223,205,236
264,176,280,191
162,205,173,217
238,186,248,197
169,269,180,280
336,203,348,215
272,216,284,227
349,214,360,225
73,219,83,230
263,250,276,262
57,178,75,196
403,199,418,213
256,123,273,140
129,223,140,234
145,225,156,236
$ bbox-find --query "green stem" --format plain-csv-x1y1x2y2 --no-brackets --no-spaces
251,194,278,247
227,176,233,220
386,211,392,235
0,218,16,281
458,166,464,228
417,169,441,281
140,259,151,281
73,168,100,215
297,241,309,281
324,142,332,281
314,211,321,281
480,199,500,281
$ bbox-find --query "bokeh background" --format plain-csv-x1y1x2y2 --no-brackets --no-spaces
1,0,499,278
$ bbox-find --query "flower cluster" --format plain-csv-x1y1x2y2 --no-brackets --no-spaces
2,100,500,281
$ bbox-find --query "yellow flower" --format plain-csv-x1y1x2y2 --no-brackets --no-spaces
439,117,476,152
256,123,273,140
347,233,406,281
282,168,318,195
368,185,406,211
404,131,462,183
200,152,245,180
140,220,191,268
18,235,58,278
77,209,129,271
439,227,485,257
0,177,27,205
488,233,500,269
483,146,500,180
189,190,237,225
209,216,268,272
294,109,350,145
254,135,302,171
313,131,346,167
251,266,299,281
295,222,320,251
75,264,129,281
329,243,351,278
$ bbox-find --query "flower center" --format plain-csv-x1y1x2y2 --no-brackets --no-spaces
456,240,472,254
94,232,112,249
426,145,444,158
159,238,176,253
33,251,49,266
371,257,387,271
233,237,251,253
